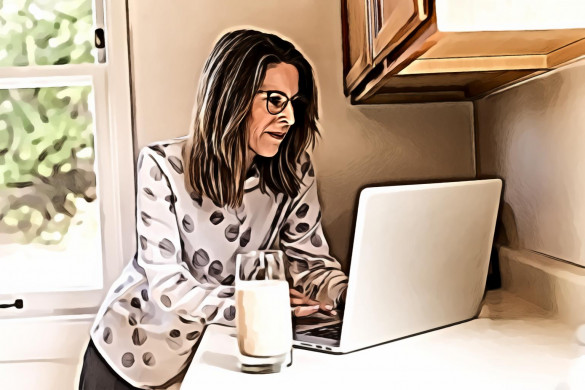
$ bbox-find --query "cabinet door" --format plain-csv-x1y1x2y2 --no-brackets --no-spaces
371,0,429,64
342,0,374,93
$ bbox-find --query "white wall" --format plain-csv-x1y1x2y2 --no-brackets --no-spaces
0,316,92,389
476,59,585,267
127,0,475,269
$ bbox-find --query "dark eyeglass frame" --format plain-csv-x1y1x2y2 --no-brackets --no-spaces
257,89,307,115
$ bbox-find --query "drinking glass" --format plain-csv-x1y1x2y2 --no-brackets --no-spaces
235,250,293,373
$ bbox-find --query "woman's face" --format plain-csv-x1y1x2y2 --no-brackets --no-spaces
247,62,299,159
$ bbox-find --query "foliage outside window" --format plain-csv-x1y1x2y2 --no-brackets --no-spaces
0,0,97,246
0,0,94,66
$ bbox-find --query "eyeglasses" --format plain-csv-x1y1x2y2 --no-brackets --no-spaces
257,90,307,115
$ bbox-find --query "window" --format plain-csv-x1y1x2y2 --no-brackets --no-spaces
0,0,134,316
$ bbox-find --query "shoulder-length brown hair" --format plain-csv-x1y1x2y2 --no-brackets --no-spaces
183,29,320,209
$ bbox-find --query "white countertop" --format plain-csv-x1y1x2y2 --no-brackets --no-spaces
182,290,584,390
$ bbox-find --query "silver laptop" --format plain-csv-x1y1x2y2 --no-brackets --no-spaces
292,179,502,354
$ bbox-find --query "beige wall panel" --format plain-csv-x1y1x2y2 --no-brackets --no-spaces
476,60,585,267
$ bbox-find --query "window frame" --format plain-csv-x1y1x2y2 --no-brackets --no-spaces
0,0,134,317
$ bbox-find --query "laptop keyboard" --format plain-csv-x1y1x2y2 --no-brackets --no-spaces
297,322,342,340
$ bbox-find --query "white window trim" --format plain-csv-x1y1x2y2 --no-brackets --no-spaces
101,0,135,282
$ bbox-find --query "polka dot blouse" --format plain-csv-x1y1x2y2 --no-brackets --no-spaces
89,137,349,388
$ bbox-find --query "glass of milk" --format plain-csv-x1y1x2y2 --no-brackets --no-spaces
235,250,293,373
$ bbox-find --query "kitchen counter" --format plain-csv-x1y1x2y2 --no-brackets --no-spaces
182,290,583,390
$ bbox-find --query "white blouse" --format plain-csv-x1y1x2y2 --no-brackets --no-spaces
89,136,348,388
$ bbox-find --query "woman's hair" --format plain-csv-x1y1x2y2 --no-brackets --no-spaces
183,29,320,209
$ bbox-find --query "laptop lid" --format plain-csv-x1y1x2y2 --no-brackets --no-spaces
335,179,502,353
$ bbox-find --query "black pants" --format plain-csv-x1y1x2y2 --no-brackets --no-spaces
79,339,142,390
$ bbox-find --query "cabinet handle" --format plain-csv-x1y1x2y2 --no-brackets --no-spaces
0,299,23,309
417,0,428,19
373,0,383,36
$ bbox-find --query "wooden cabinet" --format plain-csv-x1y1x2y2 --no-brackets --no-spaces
341,0,585,104
371,0,429,65
342,0,373,93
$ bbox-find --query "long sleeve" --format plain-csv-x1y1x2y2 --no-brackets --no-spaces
136,147,236,326
278,154,348,309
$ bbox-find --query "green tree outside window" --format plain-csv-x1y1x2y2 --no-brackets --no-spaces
1,0,97,245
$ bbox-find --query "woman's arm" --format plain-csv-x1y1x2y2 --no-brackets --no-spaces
279,154,348,309
135,146,236,326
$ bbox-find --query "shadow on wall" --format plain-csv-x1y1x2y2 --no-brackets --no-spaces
496,201,520,250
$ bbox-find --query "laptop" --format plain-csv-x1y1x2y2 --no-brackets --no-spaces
292,179,502,354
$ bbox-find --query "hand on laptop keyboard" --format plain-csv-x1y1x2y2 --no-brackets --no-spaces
290,288,337,317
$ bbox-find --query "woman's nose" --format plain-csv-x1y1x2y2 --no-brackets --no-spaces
278,101,295,126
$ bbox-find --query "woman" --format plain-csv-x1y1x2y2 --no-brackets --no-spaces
78,29,348,389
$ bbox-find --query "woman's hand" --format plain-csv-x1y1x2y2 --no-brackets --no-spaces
289,288,337,317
